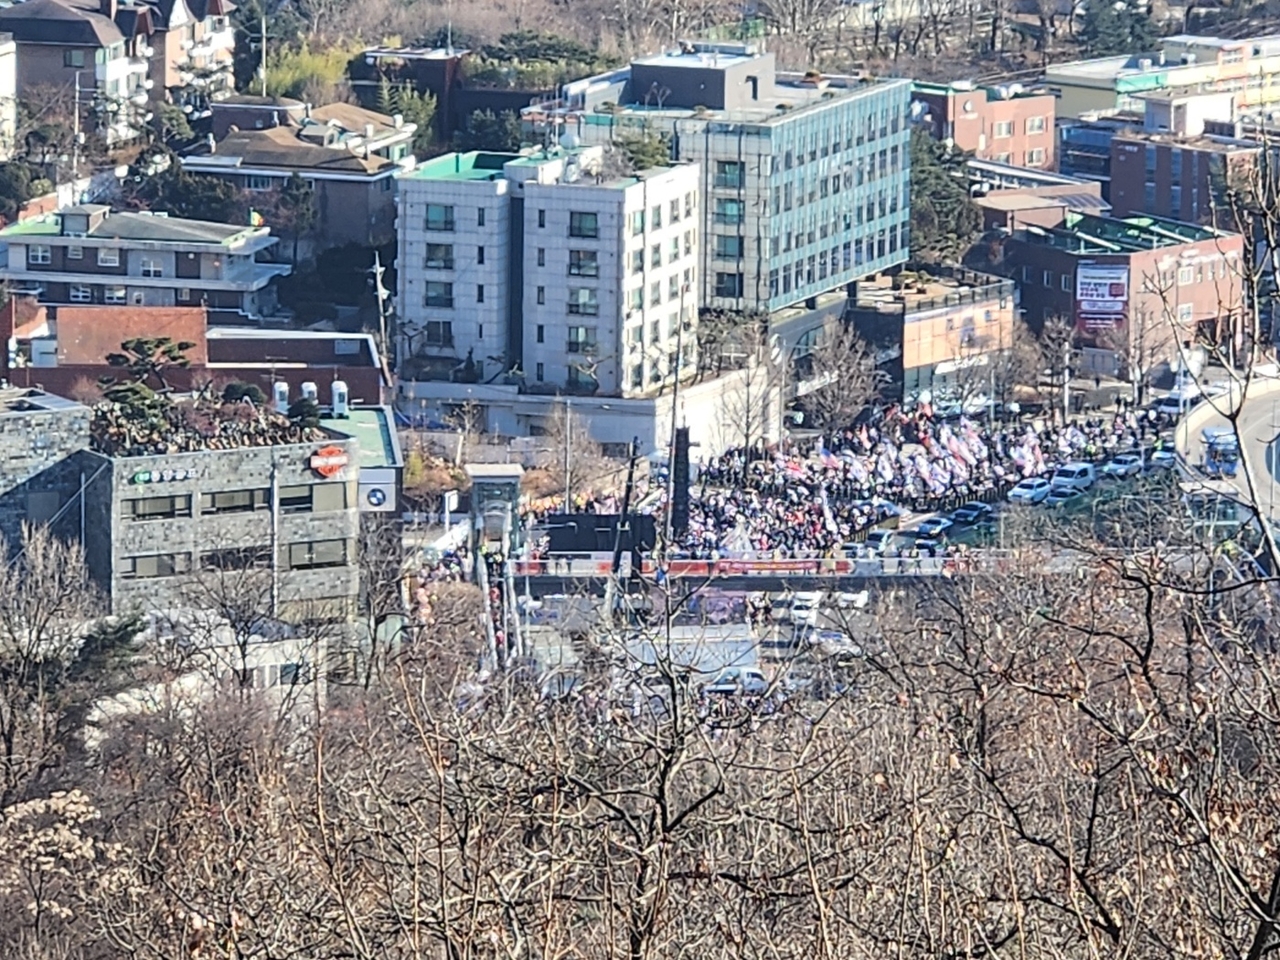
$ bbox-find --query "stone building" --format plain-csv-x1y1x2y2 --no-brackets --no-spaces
0,387,93,548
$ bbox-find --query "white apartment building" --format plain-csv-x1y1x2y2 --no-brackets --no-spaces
396,146,700,407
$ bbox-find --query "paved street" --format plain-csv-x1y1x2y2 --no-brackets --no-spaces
1180,378,1280,518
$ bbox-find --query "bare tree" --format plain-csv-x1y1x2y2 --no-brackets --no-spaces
801,320,886,435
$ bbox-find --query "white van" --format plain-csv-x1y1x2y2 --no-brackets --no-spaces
1051,462,1097,493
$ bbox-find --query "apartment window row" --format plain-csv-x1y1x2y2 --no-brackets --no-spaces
123,539,349,579
629,193,697,236
27,245,121,266
126,484,346,521
69,284,135,304
201,545,273,572
286,539,348,570
631,231,696,274
121,552,191,580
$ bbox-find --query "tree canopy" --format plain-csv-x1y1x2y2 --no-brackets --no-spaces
1078,1,1159,56
455,109,524,152
909,129,981,263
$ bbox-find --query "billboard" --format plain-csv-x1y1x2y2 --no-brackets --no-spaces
1076,265,1129,332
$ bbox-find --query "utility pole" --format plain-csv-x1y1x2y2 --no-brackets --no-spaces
368,251,391,366
663,284,689,556
71,71,82,181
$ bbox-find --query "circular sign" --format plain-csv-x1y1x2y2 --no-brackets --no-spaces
366,488,387,507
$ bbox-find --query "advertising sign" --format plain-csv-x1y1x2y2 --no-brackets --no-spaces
1076,264,1129,332
309,445,349,478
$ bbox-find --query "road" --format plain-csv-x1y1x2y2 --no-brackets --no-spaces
1179,378,1280,518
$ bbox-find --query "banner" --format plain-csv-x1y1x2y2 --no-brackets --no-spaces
1076,264,1129,332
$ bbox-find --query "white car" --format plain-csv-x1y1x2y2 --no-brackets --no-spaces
790,592,823,627
1102,453,1143,478
1008,477,1052,504
836,589,870,610
703,668,769,697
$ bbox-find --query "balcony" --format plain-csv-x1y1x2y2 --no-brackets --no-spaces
567,303,599,316
567,340,598,354
425,258,455,270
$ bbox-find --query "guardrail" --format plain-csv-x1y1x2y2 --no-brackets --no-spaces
514,551,1043,579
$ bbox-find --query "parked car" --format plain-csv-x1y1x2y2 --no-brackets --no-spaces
1148,448,1178,470
1102,453,1143,479
803,629,864,658
915,517,954,539
835,589,870,609
1008,477,1052,504
1051,462,1097,493
703,668,769,697
790,591,823,627
863,530,895,555
950,501,994,525
914,536,947,555
1044,487,1084,509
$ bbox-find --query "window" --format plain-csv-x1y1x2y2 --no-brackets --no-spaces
425,281,453,308
1061,274,1071,292
477,207,486,227
569,250,599,277
27,245,50,265
715,235,743,259
476,284,485,303
715,160,745,188
201,546,272,571
684,231,693,256
536,362,545,382
476,245,485,265
478,324,484,339
685,193,693,217
1177,303,1194,323
279,485,312,513
631,210,645,236
104,285,127,304
651,244,662,269
63,49,85,68
536,286,545,305
650,281,661,307
1178,266,1193,285
278,662,310,687
631,365,644,389
670,199,680,222
1026,116,1046,135
1026,148,1046,166
669,237,680,264
631,249,644,274
246,175,273,191
668,275,680,301
536,248,545,267
178,288,191,302
1042,270,1053,287
425,203,455,231
200,488,269,514
140,257,163,278
568,288,598,316
993,120,1013,138
122,553,190,579
538,209,546,228
651,205,662,230
567,325,596,353
97,247,119,267
69,285,92,302
312,482,348,512
286,539,347,570
125,495,192,521
425,243,454,269
536,324,545,343
714,199,744,225
650,318,661,343
714,272,744,298
425,321,453,346
628,287,643,312
67,245,83,260
569,211,598,238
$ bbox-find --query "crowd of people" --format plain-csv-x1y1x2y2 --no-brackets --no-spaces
674,405,1169,560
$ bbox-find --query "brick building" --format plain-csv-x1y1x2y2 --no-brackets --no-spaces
1005,212,1243,391
1109,131,1258,223
913,80,1057,169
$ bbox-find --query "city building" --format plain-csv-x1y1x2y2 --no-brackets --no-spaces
912,80,1057,169
1057,113,1142,196
848,267,1017,401
81,423,363,617
523,41,912,336
1109,129,1258,223
0,205,291,322
397,146,718,444
1003,212,1244,384
0,0,151,143
1045,33,1280,120
0,300,390,403
0,387,93,548
180,99,419,252
142,0,235,118
0,34,16,161
973,180,1110,232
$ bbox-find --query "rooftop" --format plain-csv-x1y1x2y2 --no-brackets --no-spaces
913,79,1054,101
403,151,518,182
1023,211,1224,255
90,394,330,459
0,206,269,247
853,267,1013,316
0,387,85,416
1113,129,1260,153
0,0,124,47
322,406,401,468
